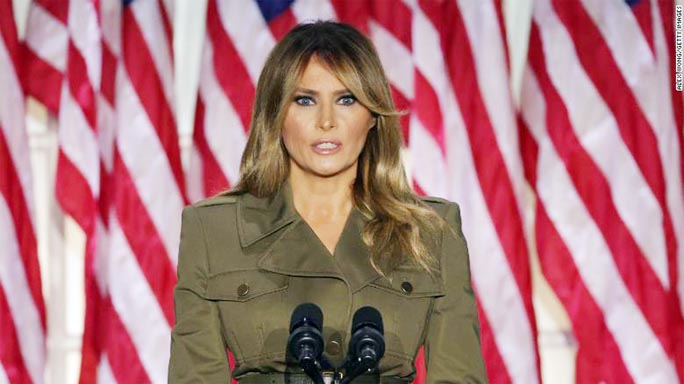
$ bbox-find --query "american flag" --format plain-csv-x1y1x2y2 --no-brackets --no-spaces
520,0,684,382
0,0,47,382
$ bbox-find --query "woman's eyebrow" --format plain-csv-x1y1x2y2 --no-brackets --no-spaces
294,87,351,96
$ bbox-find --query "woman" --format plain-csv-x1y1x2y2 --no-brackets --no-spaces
169,21,487,383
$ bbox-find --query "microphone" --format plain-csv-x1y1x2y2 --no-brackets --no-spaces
287,303,325,384
341,306,385,384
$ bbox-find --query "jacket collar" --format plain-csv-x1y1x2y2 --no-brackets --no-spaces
236,181,299,248
236,181,381,293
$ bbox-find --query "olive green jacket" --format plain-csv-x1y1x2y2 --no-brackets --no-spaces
168,183,487,383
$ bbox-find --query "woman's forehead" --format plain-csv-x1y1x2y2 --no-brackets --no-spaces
296,56,348,91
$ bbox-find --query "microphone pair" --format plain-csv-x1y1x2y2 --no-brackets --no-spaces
287,303,385,384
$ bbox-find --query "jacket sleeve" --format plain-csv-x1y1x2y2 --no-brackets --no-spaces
169,206,231,383
424,202,488,383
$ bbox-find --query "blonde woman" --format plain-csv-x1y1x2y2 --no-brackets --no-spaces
169,21,487,383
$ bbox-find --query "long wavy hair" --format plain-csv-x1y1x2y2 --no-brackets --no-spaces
231,21,445,277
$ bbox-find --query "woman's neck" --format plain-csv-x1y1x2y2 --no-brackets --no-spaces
288,167,355,221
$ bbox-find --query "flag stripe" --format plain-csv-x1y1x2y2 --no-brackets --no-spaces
457,0,525,211
0,194,45,384
157,0,174,66
105,302,153,384
121,10,184,197
627,0,655,54
101,44,117,105
410,118,449,197
108,216,172,384
66,42,98,129
198,39,247,186
23,52,64,114
369,0,412,50
409,4,449,158
217,1,275,83
475,302,512,384
129,1,174,111
58,82,100,196
413,70,445,155
67,0,102,89
116,73,183,265
192,97,230,197
492,0,510,73
112,151,176,326
24,3,68,113
55,151,97,234
206,0,255,132
0,0,19,71
0,131,45,333
368,21,413,98
367,20,412,141
33,0,68,23
96,357,116,384
0,48,36,229
78,241,104,384
0,283,32,384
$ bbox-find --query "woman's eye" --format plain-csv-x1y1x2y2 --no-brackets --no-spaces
338,95,356,105
294,96,314,106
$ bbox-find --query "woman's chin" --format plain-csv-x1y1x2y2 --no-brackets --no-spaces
303,164,355,179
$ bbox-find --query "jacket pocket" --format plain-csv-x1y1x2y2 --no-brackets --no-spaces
205,269,289,301
203,269,290,362
361,268,444,366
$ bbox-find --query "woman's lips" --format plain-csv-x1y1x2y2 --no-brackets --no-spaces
312,140,342,154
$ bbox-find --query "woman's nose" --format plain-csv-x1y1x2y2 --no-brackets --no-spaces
317,103,335,130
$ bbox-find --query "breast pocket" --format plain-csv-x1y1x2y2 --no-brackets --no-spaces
204,269,290,362
363,267,444,363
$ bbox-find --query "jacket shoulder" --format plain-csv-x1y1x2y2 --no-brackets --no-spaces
419,195,458,217
192,194,238,208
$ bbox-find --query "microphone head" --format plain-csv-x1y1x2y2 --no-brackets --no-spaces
351,306,383,334
290,303,323,333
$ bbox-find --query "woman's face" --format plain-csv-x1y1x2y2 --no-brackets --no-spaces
282,56,375,181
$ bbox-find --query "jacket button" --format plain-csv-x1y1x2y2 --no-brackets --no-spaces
237,283,249,297
401,281,413,294
326,339,341,356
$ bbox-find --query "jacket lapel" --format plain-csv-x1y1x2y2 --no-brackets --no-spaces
237,182,381,292
331,208,382,293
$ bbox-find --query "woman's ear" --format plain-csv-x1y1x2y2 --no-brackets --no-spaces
370,116,378,129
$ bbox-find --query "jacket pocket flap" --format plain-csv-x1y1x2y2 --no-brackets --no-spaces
369,269,444,298
205,269,288,301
